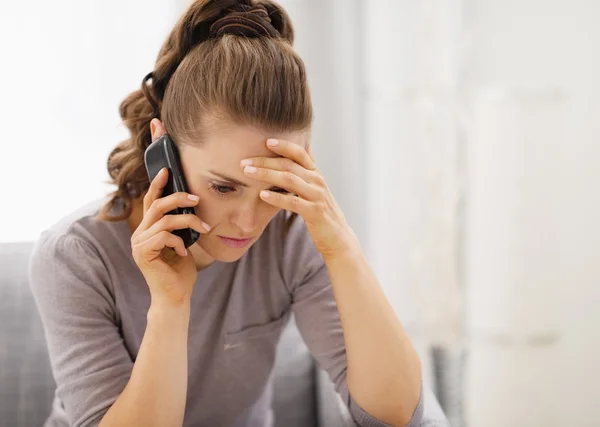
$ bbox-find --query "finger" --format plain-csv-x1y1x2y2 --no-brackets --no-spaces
306,143,315,161
133,230,187,262
265,138,317,171
139,192,202,233
136,213,211,244
143,167,169,215
240,156,324,185
243,166,321,201
259,190,312,215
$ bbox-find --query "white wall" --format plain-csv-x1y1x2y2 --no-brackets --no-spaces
0,0,181,242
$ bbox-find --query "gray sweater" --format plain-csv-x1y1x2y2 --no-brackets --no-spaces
28,198,448,427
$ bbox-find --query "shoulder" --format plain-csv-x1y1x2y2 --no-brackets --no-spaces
29,197,128,290
28,200,128,345
37,197,124,243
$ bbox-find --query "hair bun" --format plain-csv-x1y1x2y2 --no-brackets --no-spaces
209,4,280,38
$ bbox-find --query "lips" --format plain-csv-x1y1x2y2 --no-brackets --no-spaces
218,236,253,248
220,235,252,240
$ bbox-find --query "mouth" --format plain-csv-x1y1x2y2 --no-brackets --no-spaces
218,236,254,248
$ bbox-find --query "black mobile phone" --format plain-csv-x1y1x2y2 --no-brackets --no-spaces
144,134,200,248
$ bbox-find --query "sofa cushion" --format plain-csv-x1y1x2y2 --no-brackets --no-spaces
0,242,56,427
272,314,317,427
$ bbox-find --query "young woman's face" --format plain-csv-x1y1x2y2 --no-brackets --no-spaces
178,124,307,263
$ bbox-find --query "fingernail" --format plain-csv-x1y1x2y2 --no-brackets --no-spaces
244,166,257,174
240,159,253,167
267,139,278,147
188,194,200,201
260,190,270,199
202,221,211,231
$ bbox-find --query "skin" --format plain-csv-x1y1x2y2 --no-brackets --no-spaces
125,117,423,427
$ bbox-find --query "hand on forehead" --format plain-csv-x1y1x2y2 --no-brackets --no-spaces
178,123,308,188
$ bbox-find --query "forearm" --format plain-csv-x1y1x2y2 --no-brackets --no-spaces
324,246,422,427
99,299,191,427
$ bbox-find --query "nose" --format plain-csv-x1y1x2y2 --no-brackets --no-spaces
231,202,258,234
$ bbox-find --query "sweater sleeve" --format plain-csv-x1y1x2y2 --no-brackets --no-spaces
28,232,134,427
281,214,449,427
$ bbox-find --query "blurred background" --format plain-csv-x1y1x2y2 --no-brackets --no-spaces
1,0,599,426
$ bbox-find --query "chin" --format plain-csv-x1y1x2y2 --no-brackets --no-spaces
212,249,249,263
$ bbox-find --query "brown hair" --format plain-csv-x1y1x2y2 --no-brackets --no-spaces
99,0,312,221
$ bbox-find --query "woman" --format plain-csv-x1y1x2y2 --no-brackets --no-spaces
29,1,449,426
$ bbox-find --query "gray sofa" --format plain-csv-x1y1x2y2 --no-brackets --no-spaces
0,241,356,427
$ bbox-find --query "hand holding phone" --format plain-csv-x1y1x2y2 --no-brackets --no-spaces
128,130,211,306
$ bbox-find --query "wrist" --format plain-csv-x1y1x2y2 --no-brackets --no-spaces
323,240,363,266
148,296,191,320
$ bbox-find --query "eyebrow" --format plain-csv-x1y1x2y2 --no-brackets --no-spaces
207,171,250,187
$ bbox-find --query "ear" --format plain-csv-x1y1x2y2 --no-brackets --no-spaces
150,119,168,142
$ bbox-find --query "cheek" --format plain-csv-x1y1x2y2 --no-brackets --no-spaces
189,186,225,224
194,200,225,225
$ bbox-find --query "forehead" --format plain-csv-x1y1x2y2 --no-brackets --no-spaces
183,124,307,165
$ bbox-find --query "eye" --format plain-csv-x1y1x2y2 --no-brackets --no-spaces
210,183,236,198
